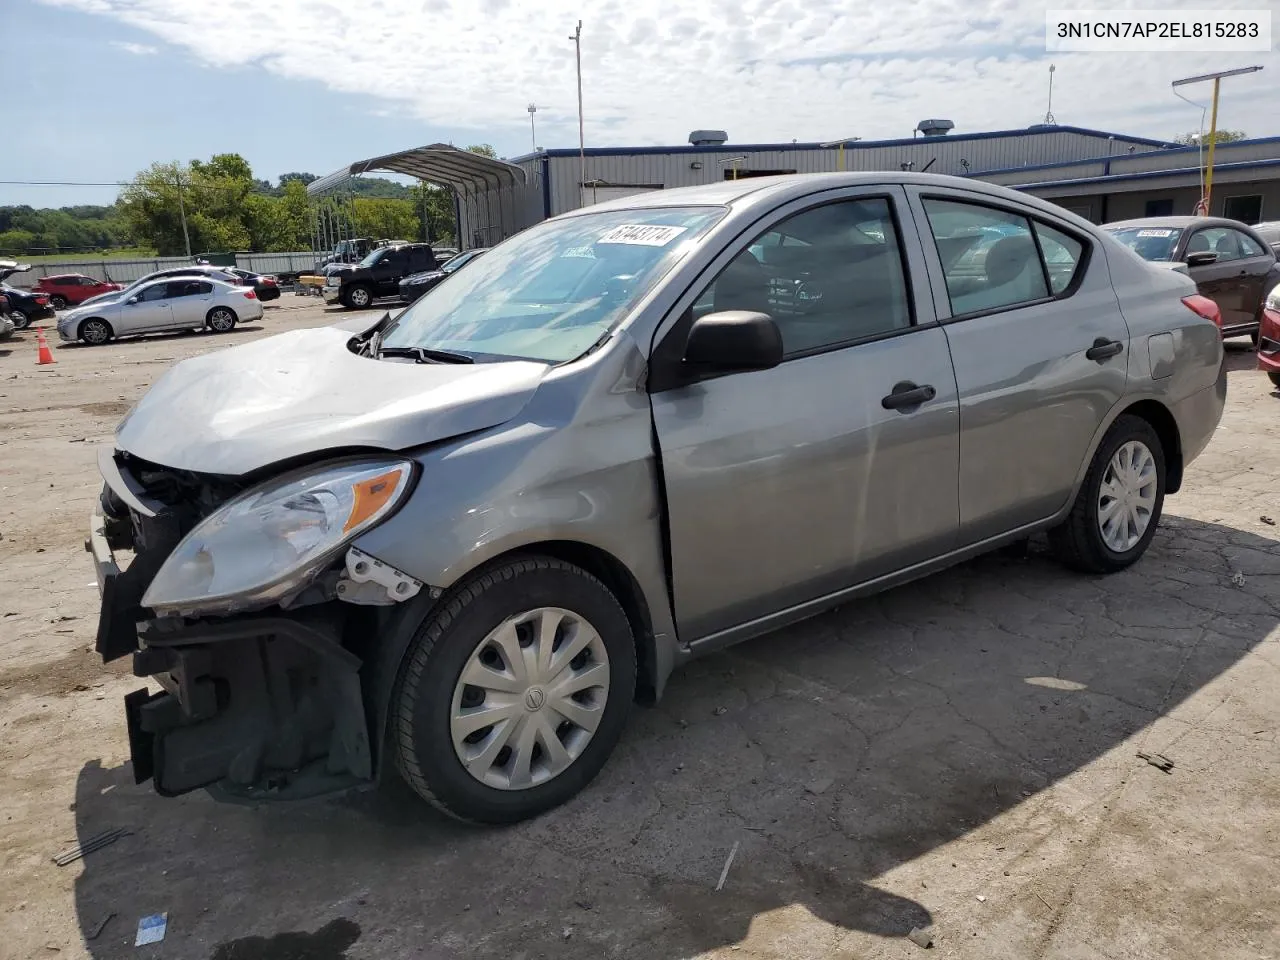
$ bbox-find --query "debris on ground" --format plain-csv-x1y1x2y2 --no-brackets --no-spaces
907,927,935,948
574,899,593,911
1137,751,1175,773
86,913,115,941
976,895,988,902
805,777,834,796
52,827,128,866
715,840,741,892
561,927,573,941
134,913,167,947
1261,516,1276,526
713,706,728,716
1231,571,1247,587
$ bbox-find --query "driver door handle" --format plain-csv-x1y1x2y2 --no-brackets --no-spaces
1085,337,1124,362
881,381,936,410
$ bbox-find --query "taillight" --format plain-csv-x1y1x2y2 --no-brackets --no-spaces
1181,294,1221,326
34,295,48,305
243,290,257,299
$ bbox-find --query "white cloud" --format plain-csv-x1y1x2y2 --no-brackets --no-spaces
110,40,159,56
51,0,1278,151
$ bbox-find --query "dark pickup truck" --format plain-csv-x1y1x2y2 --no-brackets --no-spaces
323,243,439,309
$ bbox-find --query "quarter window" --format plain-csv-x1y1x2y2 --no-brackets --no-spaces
693,198,913,356
922,199,1055,316
1034,222,1085,294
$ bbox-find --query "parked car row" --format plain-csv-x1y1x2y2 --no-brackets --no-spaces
0,261,56,329
89,172,1234,824
398,247,488,302
1103,216,1280,341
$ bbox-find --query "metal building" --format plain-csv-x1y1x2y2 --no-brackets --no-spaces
509,125,1174,221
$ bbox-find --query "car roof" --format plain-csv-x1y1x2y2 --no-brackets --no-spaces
555,171,1104,229
45,273,92,280
1103,216,1250,230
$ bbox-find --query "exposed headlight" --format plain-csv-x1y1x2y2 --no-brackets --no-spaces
142,459,416,616
1265,283,1280,313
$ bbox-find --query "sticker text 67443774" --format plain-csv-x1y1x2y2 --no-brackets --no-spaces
597,225,689,247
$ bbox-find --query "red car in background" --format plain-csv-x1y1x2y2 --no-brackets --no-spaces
1258,284,1280,389
33,274,123,310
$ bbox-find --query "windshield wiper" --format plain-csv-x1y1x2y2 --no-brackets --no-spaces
377,345,475,364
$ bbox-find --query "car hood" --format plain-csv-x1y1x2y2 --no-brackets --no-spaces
402,270,445,284
114,325,550,475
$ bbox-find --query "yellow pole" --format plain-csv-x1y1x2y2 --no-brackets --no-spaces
732,161,739,181
1203,76,1221,213
838,143,845,171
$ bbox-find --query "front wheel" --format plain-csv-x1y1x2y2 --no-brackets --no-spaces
207,307,237,333
393,557,636,824
10,309,29,330
49,295,67,311
343,284,373,309
1050,414,1165,573
78,318,112,345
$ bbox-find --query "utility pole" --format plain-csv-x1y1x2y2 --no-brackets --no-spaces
569,21,586,206
1172,65,1263,215
527,103,539,152
175,170,192,259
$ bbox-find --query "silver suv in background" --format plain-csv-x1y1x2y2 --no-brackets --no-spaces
88,173,1225,824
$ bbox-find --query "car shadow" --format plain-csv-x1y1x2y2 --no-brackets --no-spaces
68,517,1278,959
54,326,266,350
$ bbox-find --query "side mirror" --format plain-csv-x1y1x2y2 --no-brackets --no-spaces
126,296,139,304
1186,251,1219,267
683,310,783,372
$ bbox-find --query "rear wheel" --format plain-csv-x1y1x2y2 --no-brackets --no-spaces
393,556,636,824
49,295,67,311
78,318,112,345
1050,415,1165,573
207,307,237,333
344,284,373,309
1268,371,1280,389
10,309,29,330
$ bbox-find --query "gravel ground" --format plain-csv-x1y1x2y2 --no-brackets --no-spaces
1,299,1277,960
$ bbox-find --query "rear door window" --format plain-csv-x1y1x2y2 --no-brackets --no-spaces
922,199,1051,316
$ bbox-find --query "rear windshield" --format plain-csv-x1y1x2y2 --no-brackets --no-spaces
1104,226,1183,262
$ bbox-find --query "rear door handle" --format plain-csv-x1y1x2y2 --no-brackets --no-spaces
1085,337,1124,362
881,381,936,410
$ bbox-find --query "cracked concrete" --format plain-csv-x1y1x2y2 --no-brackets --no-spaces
1,304,1278,959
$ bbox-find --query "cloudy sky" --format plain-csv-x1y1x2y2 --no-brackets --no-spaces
3,0,1276,206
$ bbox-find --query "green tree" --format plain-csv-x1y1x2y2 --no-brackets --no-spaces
467,143,498,158
352,198,419,241
0,229,36,254
1174,129,1247,145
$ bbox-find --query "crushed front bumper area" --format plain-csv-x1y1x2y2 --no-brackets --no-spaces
88,498,375,802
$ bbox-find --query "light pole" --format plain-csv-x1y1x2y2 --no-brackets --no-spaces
1172,65,1263,215
527,103,538,151
821,136,861,172
569,21,586,207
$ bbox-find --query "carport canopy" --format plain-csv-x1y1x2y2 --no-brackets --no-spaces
307,144,526,196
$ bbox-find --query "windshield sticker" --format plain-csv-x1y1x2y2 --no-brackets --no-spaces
563,245,597,259
597,224,689,247
1135,229,1175,238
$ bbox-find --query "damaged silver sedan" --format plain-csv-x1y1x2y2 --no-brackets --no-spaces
89,173,1225,823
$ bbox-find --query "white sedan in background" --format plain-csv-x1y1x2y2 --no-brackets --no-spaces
58,277,263,345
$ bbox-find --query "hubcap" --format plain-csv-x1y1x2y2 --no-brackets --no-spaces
352,288,370,306
84,322,107,343
450,606,610,791
1097,440,1157,553
211,311,232,330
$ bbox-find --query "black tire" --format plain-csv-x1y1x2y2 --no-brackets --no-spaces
49,295,67,311
343,284,373,310
206,307,237,333
1268,371,1280,389
10,309,29,330
78,318,113,345
1049,414,1165,574
393,556,636,824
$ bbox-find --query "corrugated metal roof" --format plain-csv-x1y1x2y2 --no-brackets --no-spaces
307,144,527,197
508,125,1173,164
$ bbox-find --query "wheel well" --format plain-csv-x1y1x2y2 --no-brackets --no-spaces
207,305,238,322
78,317,111,337
482,541,660,705
1120,399,1183,493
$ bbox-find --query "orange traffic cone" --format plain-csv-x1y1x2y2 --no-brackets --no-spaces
35,327,55,365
